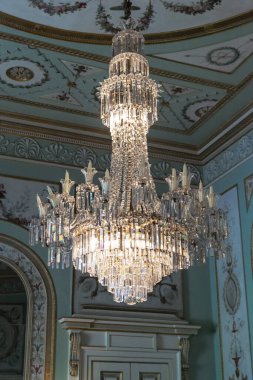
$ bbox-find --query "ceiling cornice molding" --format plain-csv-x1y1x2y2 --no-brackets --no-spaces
0,128,203,185
0,119,200,162
203,128,253,184
200,103,253,161
0,106,252,165
0,10,253,44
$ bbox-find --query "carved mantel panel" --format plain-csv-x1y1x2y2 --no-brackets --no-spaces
60,309,199,380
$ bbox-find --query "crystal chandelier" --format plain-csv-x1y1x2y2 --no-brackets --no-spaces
29,26,228,305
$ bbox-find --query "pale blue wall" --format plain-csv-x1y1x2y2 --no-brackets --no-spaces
183,134,253,380
0,157,76,380
1,132,253,380
210,156,253,375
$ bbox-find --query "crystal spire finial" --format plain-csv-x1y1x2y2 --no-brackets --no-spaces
47,186,60,208
36,195,49,218
60,171,75,195
81,161,97,185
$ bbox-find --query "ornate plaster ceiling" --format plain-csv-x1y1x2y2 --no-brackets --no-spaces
0,1,252,162
0,0,253,41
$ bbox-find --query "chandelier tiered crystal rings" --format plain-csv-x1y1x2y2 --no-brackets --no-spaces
29,27,228,305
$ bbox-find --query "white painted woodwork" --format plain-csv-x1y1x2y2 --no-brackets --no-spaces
60,309,200,380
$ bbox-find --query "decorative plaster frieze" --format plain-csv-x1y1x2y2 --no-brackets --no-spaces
203,129,253,185
0,133,202,183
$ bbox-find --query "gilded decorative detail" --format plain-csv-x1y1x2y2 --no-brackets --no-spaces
0,59,47,88
0,58,48,88
6,66,34,81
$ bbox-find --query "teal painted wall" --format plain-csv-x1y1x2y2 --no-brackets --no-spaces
0,157,76,380
183,145,253,380
1,132,253,380
211,156,253,377
182,259,220,380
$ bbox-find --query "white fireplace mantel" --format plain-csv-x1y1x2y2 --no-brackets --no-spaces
60,309,200,380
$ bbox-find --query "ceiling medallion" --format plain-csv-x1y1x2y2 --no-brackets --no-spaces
27,0,87,16
0,59,47,88
6,66,34,82
207,47,240,66
96,1,154,33
160,0,221,15
30,25,228,305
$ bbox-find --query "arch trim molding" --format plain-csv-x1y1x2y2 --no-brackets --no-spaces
0,233,56,380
